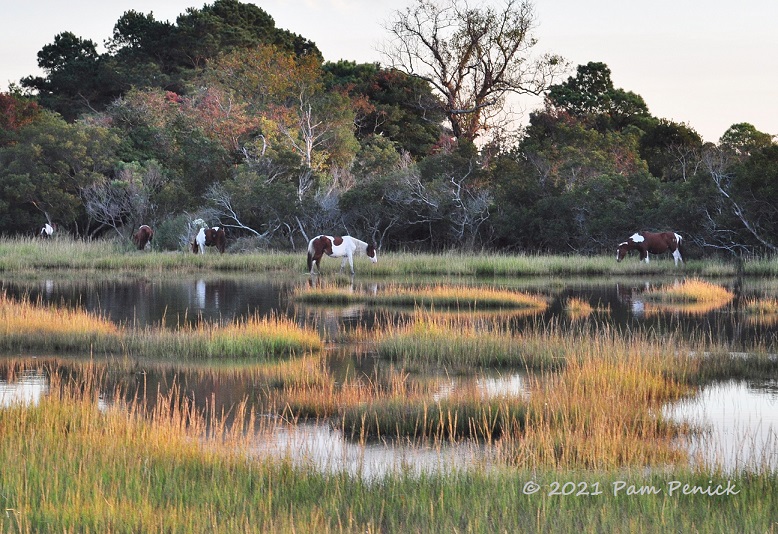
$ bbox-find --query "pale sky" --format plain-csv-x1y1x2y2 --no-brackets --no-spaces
1,0,776,143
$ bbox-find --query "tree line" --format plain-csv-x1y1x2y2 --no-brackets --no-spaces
1,0,775,257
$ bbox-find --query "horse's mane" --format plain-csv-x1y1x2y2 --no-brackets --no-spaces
346,236,369,249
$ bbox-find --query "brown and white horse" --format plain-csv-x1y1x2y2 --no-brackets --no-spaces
617,231,684,266
192,226,226,254
132,224,153,250
307,235,377,275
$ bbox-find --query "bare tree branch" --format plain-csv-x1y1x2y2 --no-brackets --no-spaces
382,0,565,142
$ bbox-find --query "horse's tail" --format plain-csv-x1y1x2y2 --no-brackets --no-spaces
307,237,316,272
676,233,685,261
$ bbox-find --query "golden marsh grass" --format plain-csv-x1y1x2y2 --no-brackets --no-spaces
3,362,777,532
644,278,734,303
296,283,548,311
641,278,735,315
0,293,322,359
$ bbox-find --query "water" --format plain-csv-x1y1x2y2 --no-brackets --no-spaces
664,379,778,472
1,273,777,474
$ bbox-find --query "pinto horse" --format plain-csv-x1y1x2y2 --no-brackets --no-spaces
192,226,226,254
132,224,153,250
307,235,377,275
39,223,56,238
617,231,684,266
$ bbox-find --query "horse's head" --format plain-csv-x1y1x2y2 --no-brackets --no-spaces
616,233,644,262
616,242,628,262
191,241,199,254
366,243,378,264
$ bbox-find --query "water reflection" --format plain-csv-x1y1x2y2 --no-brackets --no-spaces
251,419,494,479
664,379,778,472
6,274,776,347
0,368,49,406
431,373,529,402
2,273,778,476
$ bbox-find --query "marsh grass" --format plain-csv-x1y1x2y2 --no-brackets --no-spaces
296,283,548,311
0,291,119,352
369,313,564,370
644,278,734,303
337,317,722,470
563,297,602,320
640,278,735,316
508,335,696,469
742,296,778,315
1,236,754,277
2,365,776,532
0,236,301,273
124,313,323,359
0,293,322,359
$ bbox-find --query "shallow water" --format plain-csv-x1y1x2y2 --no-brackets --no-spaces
2,272,777,474
664,379,778,472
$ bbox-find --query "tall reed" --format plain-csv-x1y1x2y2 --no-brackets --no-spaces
3,365,776,532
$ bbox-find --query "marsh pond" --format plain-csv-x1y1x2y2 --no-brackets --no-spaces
2,273,777,476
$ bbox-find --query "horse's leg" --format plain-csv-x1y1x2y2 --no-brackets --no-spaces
339,256,347,274
348,252,355,275
311,253,321,275
672,248,683,266
641,249,649,263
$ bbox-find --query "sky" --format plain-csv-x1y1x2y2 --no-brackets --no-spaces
1,0,776,143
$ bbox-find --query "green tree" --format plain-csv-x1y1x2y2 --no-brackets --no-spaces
23,1,321,121
639,119,703,182
174,0,320,65
718,122,774,157
546,62,651,132
324,61,445,158
21,32,118,120
699,142,778,254
0,111,119,234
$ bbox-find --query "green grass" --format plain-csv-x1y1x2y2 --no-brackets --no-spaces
1,367,776,533
4,236,773,277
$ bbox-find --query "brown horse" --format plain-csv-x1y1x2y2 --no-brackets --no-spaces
132,224,153,250
617,231,684,265
192,226,226,254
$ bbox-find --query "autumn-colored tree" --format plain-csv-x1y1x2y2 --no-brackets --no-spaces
106,87,232,209
0,92,41,145
178,86,259,154
206,45,358,184
383,0,564,143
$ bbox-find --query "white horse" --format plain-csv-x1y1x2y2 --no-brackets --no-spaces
307,235,377,275
39,223,56,238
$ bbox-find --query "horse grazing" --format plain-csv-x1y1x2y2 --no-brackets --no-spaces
132,224,153,250
192,227,226,254
39,223,56,238
617,231,684,266
307,235,377,275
